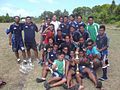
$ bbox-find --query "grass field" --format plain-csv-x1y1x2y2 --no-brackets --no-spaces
0,23,120,90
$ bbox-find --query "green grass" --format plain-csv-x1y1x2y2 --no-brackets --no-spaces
0,23,120,90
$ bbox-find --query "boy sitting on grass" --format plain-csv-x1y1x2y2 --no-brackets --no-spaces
44,52,69,90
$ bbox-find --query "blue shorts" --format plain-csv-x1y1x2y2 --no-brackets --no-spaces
79,66,96,78
100,50,108,61
25,41,37,50
52,71,65,78
12,40,25,52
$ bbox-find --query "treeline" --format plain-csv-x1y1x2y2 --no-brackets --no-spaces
0,0,120,25
0,13,14,23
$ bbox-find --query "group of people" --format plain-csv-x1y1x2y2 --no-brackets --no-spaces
6,14,109,90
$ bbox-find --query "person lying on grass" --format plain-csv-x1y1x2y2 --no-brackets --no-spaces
44,52,69,90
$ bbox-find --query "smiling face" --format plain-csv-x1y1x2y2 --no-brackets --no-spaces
65,36,70,43
79,25,84,32
88,17,94,25
14,16,20,23
52,15,57,21
48,38,53,44
26,17,32,24
99,28,105,36
87,42,93,49
77,16,82,23
58,54,65,61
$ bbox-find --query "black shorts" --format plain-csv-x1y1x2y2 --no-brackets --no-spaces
25,41,37,50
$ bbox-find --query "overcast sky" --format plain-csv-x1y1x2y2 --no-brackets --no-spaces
0,0,120,17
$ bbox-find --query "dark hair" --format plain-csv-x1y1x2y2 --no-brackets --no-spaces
64,16,68,19
86,39,94,46
100,25,106,30
65,35,70,38
54,42,59,46
70,14,75,19
26,16,32,19
59,16,63,19
78,15,82,19
14,16,20,19
88,16,94,20
70,24,76,29
57,28,62,32
79,24,85,28
58,52,65,55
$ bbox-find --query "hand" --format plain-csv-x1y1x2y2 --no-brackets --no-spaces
75,60,79,64
9,41,11,46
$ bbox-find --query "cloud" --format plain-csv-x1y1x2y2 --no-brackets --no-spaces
45,0,54,4
27,0,39,3
0,6,35,17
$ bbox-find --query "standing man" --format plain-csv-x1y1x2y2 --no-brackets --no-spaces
51,15,60,37
86,16,99,42
7,16,26,63
23,16,39,66
77,15,86,29
69,14,79,30
59,16,70,38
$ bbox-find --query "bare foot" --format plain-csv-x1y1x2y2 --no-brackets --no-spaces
78,85,84,90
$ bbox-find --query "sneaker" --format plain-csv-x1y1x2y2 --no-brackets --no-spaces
99,77,108,81
23,60,27,65
17,58,21,63
29,62,34,67
44,81,49,88
46,83,51,90
96,80,102,88
62,83,68,89
36,78,46,83
19,68,28,74
28,58,32,63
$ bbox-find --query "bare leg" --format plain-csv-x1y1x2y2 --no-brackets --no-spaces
50,78,66,87
67,70,73,88
27,49,31,58
83,68,97,85
76,73,83,85
22,50,26,60
15,52,19,59
33,48,39,59
48,77,62,84
42,66,49,78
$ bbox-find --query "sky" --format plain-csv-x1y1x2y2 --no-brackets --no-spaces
0,0,120,17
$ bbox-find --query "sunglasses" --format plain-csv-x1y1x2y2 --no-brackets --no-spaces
88,44,92,46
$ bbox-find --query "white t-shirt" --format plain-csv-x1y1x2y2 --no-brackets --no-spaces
51,21,60,35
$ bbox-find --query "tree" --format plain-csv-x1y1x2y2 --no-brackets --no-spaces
109,0,116,14
62,9,69,16
39,11,53,20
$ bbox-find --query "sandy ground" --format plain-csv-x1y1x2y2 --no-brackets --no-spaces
0,23,120,90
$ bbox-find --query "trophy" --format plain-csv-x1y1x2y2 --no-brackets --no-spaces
75,48,79,74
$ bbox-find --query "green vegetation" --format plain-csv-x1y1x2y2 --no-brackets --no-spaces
0,0,120,26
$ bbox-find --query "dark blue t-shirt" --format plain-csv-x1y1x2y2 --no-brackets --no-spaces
22,23,38,42
69,21,79,30
59,22,70,36
49,50,58,62
9,23,23,41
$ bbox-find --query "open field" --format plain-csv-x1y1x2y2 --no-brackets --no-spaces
0,23,120,90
